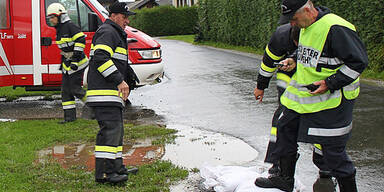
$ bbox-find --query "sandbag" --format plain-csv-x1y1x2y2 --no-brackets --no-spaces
200,163,305,192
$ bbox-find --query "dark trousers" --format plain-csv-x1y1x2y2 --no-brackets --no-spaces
93,107,124,179
274,108,355,178
264,87,286,164
61,70,85,121
264,87,329,172
94,106,124,152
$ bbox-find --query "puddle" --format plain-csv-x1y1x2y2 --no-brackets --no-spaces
14,96,49,101
162,124,258,169
37,139,164,171
0,95,61,102
37,124,258,173
0,119,16,122
166,124,259,192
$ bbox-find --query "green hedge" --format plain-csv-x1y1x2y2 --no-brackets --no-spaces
197,0,384,72
313,0,384,72
197,0,280,48
129,5,198,37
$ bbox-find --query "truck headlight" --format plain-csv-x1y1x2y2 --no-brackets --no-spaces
137,49,161,59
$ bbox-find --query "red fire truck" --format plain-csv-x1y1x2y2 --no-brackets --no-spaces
0,0,163,90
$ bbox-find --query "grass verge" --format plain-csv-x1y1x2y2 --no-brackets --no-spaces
362,69,384,81
0,86,60,101
0,119,188,191
160,35,384,81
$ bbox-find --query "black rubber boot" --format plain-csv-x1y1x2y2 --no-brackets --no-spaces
58,119,75,124
337,172,357,192
95,158,106,182
115,158,139,175
118,166,139,175
59,108,76,124
95,159,128,184
103,173,128,184
313,177,337,192
255,155,297,192
268,163,280,175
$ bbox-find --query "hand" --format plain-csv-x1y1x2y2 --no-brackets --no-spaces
254,88,264,103
279,58,296,72
310,80,328,94
117,81,130,101
70,64,78,70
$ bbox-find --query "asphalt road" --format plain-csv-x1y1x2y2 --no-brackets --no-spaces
1,39,383,191
129,39,384,192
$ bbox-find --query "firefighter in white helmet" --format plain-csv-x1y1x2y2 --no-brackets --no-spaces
47,3,89,124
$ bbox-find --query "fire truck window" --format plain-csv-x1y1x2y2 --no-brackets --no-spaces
78,1,93,32
45,0,79,27
0,0,10,29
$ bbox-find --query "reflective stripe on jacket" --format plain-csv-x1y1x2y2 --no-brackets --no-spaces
55,20,88,75
256,24,296,90
86,19,137,108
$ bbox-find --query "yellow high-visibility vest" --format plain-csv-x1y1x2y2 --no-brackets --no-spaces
281,14,360,114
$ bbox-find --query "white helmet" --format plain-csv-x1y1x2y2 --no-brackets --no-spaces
47,3,67,17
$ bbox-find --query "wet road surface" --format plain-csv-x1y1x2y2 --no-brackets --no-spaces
1,39,383,191
128,39,384,191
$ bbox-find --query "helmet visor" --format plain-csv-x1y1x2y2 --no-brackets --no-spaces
46,14,57,19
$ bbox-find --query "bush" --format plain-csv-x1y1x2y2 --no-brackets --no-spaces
197,0,384,72
313,0,384,72
130,5,198,37
197,0,280,48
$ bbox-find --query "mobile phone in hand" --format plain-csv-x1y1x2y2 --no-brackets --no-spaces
303,84,320,91
273,62,285,67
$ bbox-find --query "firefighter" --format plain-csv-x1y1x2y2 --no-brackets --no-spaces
254,23,332,178
86,2,139,184
254,23,297,174
47,3,88,124
255,0,368,192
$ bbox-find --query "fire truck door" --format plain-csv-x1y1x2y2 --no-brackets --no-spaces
0,0,14,87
